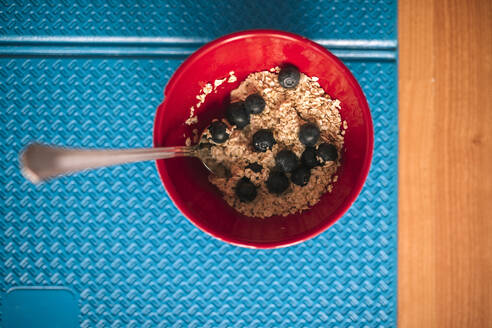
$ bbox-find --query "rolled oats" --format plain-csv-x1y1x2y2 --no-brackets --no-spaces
204,69,346,218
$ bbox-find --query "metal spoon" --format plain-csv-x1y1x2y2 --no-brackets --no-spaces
20,141,228,183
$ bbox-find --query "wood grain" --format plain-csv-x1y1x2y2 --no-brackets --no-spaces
398,0,492,327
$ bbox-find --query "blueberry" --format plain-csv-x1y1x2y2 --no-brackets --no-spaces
226,101,250,129
235,177,257,202
266,171,290,195
299,123,320,146
244,93,266,114
275,150,299,173
317,143,338,162
278,65,300,89
252,129,275,152
301,147,319,168
246,162,263,173
291,166,311,186
208,121,229,144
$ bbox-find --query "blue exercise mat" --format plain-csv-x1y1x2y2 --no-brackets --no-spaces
0,1,398,327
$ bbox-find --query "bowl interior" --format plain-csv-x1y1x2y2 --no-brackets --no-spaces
154,31,373,248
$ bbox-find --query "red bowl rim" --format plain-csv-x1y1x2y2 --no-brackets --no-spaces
153,29,374,249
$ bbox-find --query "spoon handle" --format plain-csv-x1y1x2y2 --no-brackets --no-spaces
20,143,195,183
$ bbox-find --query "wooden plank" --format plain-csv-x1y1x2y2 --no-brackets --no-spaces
398,0,492,327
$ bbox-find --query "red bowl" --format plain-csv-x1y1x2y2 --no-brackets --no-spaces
153,30,373,248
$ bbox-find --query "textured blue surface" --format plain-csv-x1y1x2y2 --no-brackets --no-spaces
0,1,398,327
0,0,396,40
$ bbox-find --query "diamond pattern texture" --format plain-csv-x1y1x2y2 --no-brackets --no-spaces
1,58,397,327
0,0,396,40
0,1,398,327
